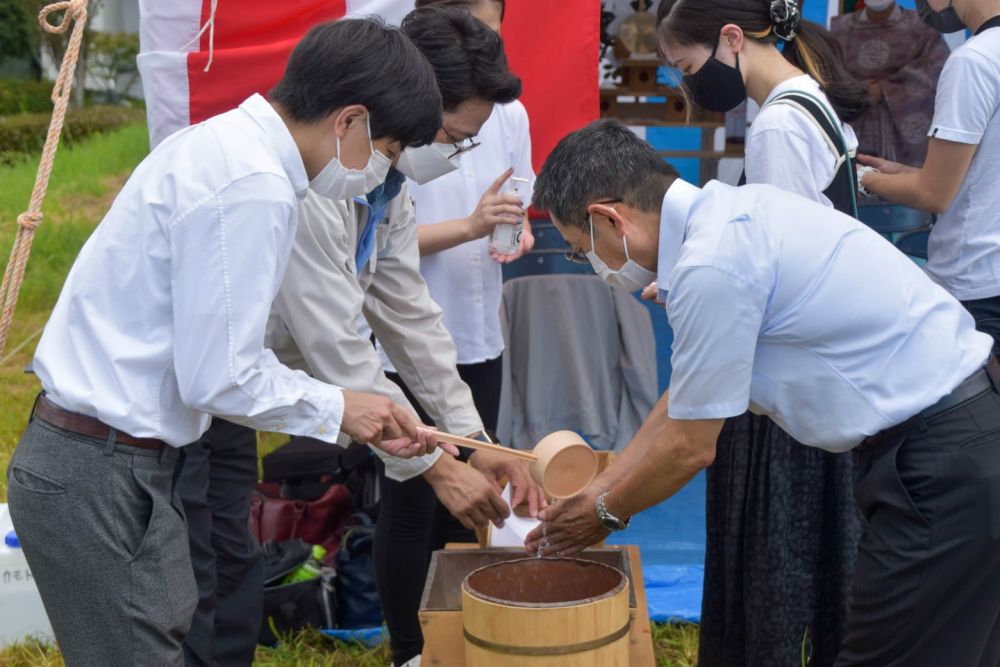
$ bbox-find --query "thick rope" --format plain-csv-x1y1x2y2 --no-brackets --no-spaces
0,0,89,356
180,0,219,72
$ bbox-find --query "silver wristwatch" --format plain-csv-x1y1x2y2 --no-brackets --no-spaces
596,492,630,531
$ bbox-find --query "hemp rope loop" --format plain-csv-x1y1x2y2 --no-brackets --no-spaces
0,0,89,355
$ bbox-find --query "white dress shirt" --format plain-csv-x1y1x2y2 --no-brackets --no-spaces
268,188,485,480
658,179,992,452
745,75,859,208
34,94,345,447
378,100,535,370
925,27,1000,301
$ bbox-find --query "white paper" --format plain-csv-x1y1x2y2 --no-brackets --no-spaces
488,484,542,548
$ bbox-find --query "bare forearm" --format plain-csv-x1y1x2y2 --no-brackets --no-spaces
604,423,715,521
590,391,670,493
866,171,943,214
417,218,474,256
863,138,977,215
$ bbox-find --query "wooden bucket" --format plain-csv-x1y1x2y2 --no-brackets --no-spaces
461,557,630,666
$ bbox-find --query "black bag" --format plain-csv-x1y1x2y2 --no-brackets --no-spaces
257,539,337,645
334,515,383,628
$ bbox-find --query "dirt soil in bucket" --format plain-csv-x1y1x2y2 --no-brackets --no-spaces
466,557,625,605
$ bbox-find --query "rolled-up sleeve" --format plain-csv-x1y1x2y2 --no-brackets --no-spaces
169,174,345,442
666,265,767,420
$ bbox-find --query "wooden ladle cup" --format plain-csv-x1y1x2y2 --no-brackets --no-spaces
430,429,598,499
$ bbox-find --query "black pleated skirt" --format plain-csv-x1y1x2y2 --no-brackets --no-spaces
698,412,863,667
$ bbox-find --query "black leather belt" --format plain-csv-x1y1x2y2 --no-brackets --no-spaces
862,356,1000,448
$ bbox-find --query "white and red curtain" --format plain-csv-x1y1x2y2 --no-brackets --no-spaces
137,0,600,171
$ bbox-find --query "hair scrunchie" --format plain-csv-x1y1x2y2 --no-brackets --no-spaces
769,0,801,40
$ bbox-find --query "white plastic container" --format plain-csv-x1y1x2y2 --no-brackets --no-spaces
490,176,531,254
0,503,53,646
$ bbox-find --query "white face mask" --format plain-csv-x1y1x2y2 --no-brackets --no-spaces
309,114,391,200
585,215,656,292
865,0,895,11
395,142,460,185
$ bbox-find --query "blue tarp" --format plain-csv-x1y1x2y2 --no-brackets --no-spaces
321,626,386,648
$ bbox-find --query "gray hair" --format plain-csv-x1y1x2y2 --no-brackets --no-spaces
532,119,678,227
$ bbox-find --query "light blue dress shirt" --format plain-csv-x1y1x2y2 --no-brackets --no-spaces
658,179,993,452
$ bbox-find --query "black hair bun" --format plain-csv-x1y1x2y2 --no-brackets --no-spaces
769,0,801,40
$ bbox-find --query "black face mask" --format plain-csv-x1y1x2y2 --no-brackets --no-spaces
682,39,746,113
916,0,967,33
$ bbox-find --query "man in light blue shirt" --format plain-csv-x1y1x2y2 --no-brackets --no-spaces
525,120,1000,666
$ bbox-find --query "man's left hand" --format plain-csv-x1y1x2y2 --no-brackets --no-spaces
524,487,610,557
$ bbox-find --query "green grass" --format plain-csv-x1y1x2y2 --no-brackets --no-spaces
1,623,700,666
0,122,150,501
0,125,703,665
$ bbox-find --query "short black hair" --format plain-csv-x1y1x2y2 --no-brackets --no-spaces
269,17,441,147
533,120,679,226
414,0,505,21
401,6,521,111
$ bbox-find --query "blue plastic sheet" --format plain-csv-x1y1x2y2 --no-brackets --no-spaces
606,473,706,623
321,626,386,648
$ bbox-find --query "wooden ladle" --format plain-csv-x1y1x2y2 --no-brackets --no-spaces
430,429,598,499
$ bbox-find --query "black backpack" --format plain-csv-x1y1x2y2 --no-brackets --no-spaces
257,539,337,645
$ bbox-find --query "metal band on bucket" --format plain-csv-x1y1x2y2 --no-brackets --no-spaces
463,620,631,656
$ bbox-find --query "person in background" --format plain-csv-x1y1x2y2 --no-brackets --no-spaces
370,2,535,663
6,18,448,667
656,0,870,664
860,0,1000,357
382,0,532,424
832,0,950,171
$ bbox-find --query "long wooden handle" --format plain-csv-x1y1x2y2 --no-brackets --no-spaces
431,430,538,462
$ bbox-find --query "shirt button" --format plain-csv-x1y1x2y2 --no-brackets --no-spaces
319,425,329,435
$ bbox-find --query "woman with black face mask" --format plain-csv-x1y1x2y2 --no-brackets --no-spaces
659,0,870,214
656,2,870,666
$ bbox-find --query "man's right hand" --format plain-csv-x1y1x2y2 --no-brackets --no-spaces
340,390,459,458
424,454,511,530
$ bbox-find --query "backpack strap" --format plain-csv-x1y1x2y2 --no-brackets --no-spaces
766,90,852,171
764,90,859,218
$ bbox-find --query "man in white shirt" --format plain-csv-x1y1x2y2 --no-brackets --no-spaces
7,19,452,666
525,120,1000,666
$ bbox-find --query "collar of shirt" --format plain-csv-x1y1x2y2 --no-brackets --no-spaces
239,93,309,200
657,178,700,299
858,4,903,24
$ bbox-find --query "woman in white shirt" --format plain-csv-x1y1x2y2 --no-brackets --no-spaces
373,2,534,666
656,1,870,664
861,0,1000,359
381,0,533,426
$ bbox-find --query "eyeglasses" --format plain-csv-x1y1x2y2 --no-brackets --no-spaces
564,198,622,264
443,127,481,159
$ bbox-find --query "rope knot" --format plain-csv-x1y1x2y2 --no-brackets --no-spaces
17,212,42,231
39,0,88,36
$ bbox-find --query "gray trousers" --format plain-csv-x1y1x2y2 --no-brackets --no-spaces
177,418,263,667
7,418,197,667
